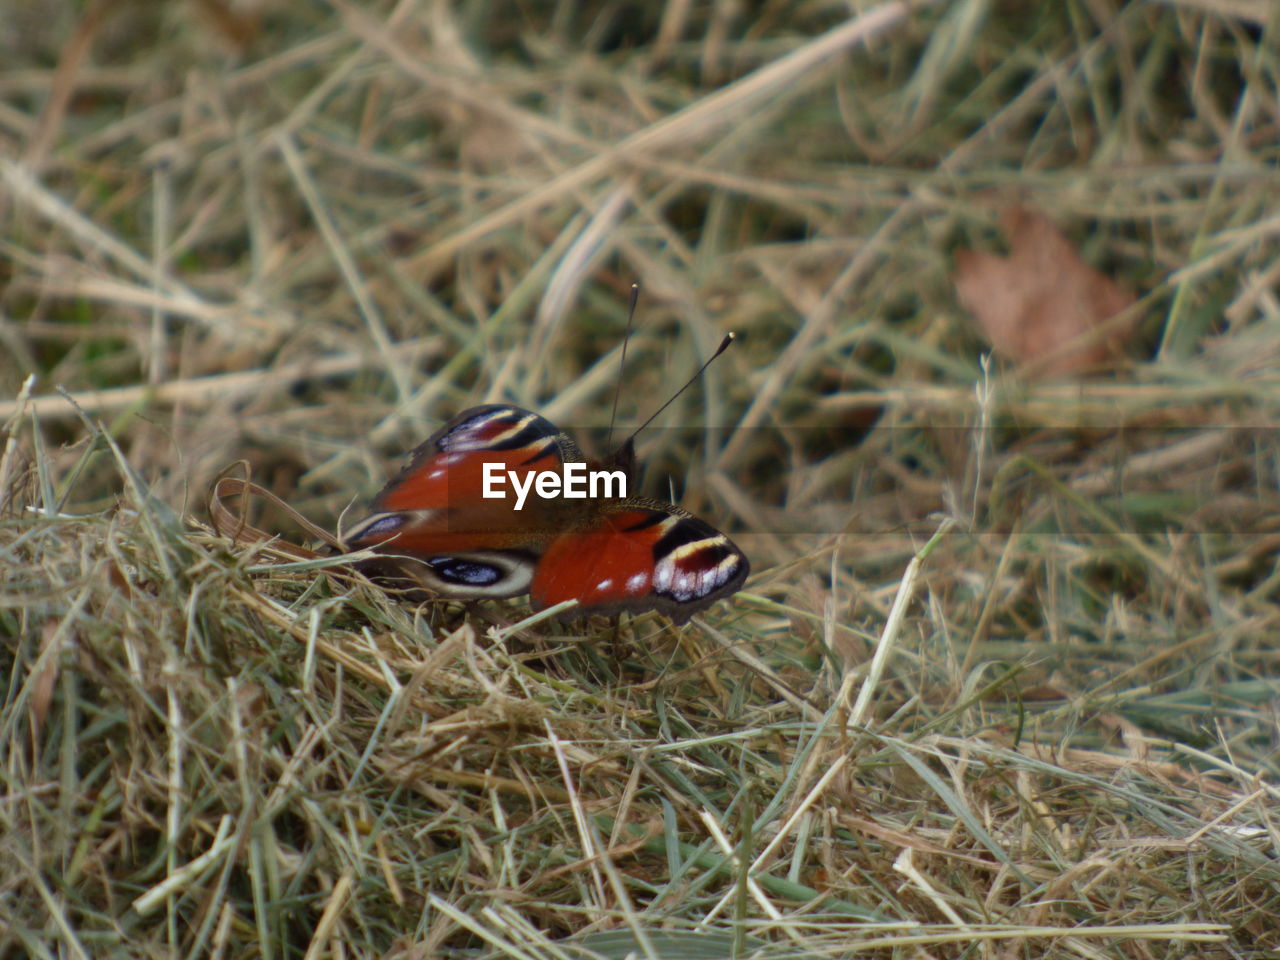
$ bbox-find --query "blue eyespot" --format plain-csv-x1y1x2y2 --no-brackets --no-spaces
429,558,501,586
358,514,406,538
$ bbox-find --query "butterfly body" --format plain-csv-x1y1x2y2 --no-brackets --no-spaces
343,404,748,623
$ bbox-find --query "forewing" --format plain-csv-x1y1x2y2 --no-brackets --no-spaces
343,405,580,597
377,404,573,513
530,502,748,623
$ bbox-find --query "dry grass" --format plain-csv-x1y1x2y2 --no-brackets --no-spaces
3,0,1280,956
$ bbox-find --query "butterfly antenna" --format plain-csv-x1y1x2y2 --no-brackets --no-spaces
624,332,736,447
606,282,641,449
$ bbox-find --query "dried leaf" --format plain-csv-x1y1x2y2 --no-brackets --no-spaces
954,207,1136,377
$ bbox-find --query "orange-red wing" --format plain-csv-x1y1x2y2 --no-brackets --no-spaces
376,405,571,514
341,405,748,621
342,405,579,598
345,405,577,547
530,505,748,624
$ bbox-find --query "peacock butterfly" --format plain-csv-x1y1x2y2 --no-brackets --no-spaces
341,401,749,624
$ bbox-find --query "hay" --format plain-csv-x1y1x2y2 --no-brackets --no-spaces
3,0,1279,955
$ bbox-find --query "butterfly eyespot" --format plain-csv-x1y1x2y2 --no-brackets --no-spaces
429,557,503,587
353,514,406,538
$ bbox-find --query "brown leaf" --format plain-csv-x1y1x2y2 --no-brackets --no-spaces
954,207,1136,377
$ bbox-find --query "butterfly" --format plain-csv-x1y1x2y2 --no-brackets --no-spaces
341,404,748,624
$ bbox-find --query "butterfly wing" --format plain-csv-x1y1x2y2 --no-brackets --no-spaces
530,500,748,624
343,405,582,598
344,405,748,622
